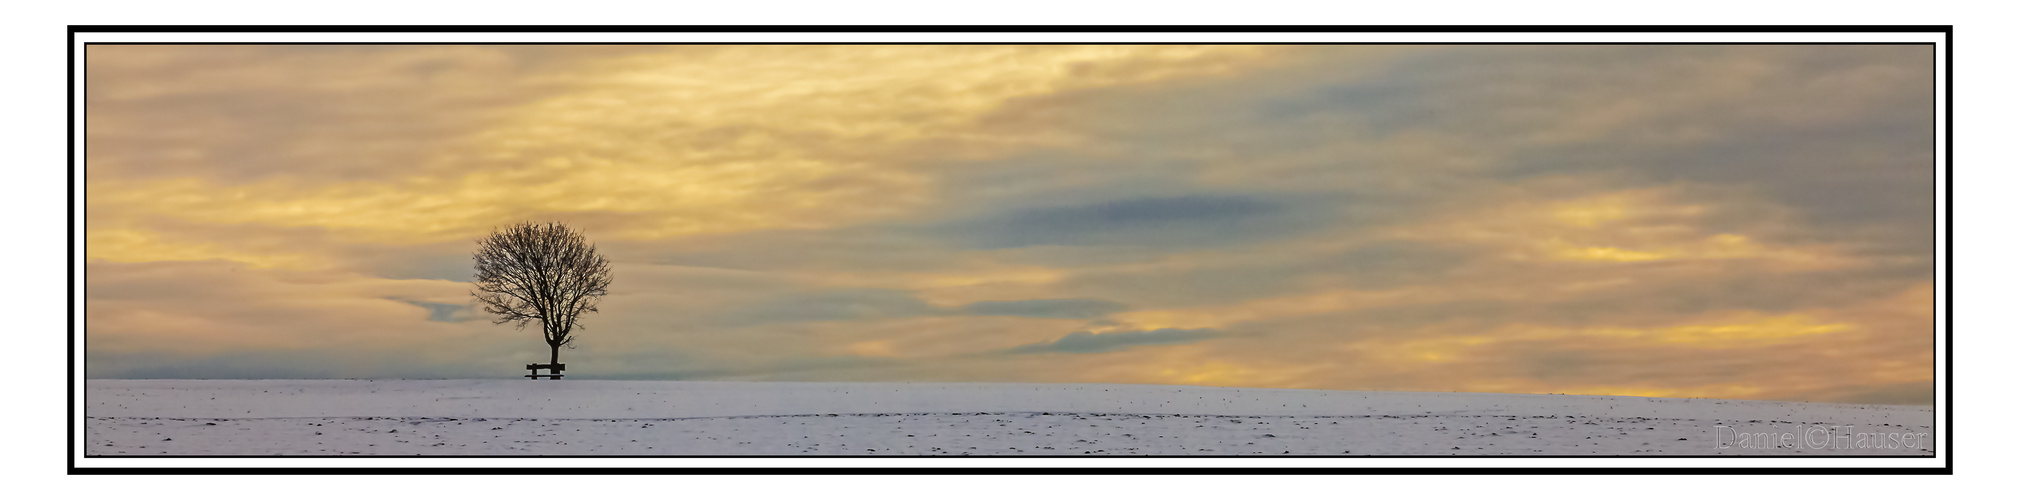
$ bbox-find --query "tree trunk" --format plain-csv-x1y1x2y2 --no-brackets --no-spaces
549,344,560,367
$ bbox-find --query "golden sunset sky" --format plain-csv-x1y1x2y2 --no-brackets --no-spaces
83,45,1935,404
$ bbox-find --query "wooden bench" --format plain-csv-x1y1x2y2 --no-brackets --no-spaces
525,363,565,380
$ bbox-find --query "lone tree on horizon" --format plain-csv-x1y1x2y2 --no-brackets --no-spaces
472,221,614,369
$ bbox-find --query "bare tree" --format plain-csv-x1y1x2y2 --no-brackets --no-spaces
471,221,614,368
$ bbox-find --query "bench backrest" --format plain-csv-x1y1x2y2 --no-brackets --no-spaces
525,363,566,371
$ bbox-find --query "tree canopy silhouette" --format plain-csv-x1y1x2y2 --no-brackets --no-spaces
472,222,613,367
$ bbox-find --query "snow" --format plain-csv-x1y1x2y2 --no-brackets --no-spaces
84,380,1935,456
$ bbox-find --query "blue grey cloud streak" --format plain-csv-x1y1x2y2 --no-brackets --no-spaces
395,299,477,323
712,291,1132,326
949,194,1309,249
1005,328,1224,354
957,299,1129,319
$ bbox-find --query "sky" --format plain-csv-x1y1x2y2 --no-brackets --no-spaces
82,44,1936,405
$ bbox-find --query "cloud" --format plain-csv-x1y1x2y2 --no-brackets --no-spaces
84,45,1283,251
1324,242,1475,289
948,194,1314,249
1005,328,1224,354
1815,381,1936,406
90,348,515,380
595,355,916,382
395,299,477,323
84,261,500,356
716,291,1135,325
957,298,1129,319
713,289,946,326
1041,239,1482,309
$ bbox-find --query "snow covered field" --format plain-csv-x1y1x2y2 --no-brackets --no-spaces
83,380,1935,456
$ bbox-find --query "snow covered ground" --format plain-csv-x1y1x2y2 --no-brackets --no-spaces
83,380,1935,456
